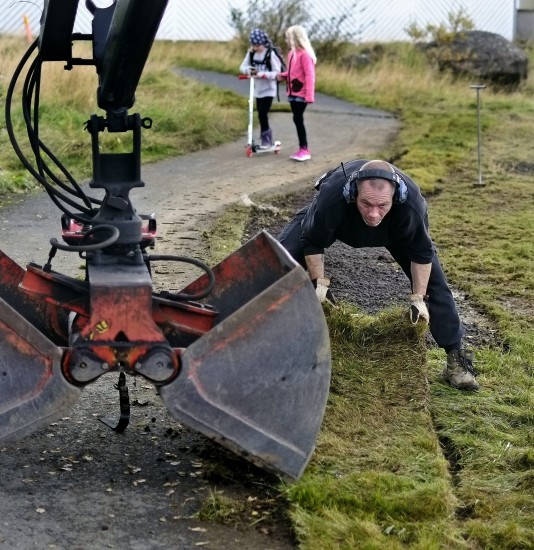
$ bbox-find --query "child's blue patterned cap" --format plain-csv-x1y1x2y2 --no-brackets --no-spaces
249,28,269,46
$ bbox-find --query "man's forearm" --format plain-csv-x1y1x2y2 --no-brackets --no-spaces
305,254,325,280
410,261,432,295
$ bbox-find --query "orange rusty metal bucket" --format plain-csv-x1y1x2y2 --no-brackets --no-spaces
0,232,331,479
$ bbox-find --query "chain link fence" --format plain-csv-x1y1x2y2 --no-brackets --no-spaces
0,0,517,43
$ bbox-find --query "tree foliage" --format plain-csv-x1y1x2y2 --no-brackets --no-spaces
230,0,308,53
309,3,373,62
229,0,374,63
405,8,475,44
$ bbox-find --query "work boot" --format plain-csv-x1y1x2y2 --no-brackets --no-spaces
260,129,273,148
443,349,480,391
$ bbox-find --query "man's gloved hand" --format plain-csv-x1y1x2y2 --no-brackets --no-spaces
312,278,336,305
409,294,429,324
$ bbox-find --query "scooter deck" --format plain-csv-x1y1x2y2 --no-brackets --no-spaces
246,141,282,157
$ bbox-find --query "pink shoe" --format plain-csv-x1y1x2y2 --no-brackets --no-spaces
290,147,311,161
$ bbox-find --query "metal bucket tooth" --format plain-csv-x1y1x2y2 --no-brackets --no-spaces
160,232,331,479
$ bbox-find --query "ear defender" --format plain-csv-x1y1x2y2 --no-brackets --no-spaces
343,169,408,204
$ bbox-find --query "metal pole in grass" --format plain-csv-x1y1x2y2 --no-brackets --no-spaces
471,84,486,187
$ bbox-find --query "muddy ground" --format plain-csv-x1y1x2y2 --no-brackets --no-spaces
0,73,497,550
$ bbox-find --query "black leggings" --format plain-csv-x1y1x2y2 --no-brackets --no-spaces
256,97,273,133
290,101,308,148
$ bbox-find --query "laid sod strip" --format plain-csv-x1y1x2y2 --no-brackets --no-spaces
284,305,466,549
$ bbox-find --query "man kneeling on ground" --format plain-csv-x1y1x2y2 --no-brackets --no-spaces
278,158,479,391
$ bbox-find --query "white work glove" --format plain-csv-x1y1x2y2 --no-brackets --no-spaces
409,294,429,324
312,278,336,305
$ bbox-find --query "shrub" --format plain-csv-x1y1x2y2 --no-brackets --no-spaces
229,0,374,63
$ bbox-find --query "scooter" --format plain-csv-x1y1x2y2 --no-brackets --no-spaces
238,75,281,157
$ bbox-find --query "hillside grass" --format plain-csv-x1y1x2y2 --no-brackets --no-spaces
0,36,533,549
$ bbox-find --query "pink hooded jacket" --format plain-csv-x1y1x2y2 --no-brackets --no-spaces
281,48,315,103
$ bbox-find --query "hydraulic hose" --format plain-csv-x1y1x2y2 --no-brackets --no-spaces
148,255,215,301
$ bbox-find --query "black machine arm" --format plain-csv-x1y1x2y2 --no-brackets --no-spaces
38,0,170,254
93,0,169,112
39,0,168,113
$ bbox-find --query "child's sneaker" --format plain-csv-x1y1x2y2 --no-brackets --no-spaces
290,147,311,162
259,129,273,149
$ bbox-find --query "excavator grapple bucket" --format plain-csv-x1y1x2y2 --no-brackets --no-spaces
2,1,331,480
160,232,331,479
0,296,81,442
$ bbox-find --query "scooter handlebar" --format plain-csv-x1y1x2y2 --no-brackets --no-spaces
237,74,267,79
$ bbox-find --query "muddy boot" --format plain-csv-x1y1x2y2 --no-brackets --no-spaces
260,129,273,149
443,349,480,391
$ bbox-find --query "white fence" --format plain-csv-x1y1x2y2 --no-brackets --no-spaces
0,0,519,43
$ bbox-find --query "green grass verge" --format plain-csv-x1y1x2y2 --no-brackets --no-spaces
204,200,533,549
0,39,247,197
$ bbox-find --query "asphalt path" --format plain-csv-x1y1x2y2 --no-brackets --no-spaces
177,67,390,118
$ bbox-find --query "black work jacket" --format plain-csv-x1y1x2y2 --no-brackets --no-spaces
300,159,434,264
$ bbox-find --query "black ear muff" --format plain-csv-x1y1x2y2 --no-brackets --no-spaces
344,169,408,204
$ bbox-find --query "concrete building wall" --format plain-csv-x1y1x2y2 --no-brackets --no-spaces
516,0,534,41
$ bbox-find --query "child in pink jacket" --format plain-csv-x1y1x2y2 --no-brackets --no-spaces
278,25,316,161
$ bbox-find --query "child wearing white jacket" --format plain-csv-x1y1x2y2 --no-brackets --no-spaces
239,28,283,148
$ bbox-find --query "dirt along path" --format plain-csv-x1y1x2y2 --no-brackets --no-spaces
0,72,399,550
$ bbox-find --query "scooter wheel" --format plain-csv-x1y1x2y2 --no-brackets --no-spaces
246,145,253,158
